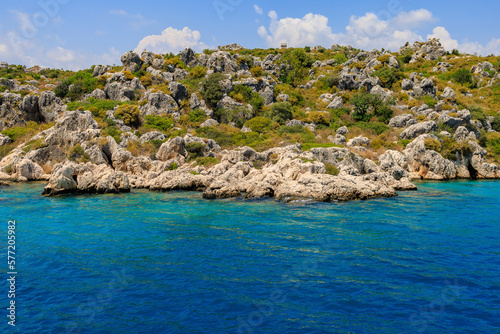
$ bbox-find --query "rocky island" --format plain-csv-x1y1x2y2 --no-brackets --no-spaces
0,39,499,202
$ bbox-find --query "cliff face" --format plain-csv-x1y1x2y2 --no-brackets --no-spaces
1,39,499,200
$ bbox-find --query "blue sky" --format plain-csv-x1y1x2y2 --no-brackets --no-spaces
0,0,499,70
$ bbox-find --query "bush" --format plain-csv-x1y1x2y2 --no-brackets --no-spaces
194,157,220,167
67,98,123,115
334,53,348,64
266,102,293,125
56,71,99,100
424,137,441,151
355,122,390,135
452,68,474,86
185,142,206,159
188,109,208,123
114,105,141,127
278,125,307,135
280,48,314,86
373,67,400,88
309,111,331,126
324,163,340,176
196,126,234,147
201,73,226,108
250,66,263,77
189,66,207,79
350,92,394,123
144,115,173,132
68,144,90,162
229,84,264,112
216,107,254,128
244,117,272,133
101,126,122,143
491,115,500,132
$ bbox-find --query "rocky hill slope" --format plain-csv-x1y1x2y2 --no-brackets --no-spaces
0,39,499,201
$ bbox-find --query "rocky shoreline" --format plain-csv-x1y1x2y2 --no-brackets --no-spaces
1,39,499,202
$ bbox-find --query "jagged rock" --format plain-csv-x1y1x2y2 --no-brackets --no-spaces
156,135,220,163
93,65,109,77
104,82,135,101
347,136,370,147
277,93,289,102
404,134,457,180
200,119,219,128
216,95,254,120
401,79,414,90
90,88,107,100
336,126,349,135
453,126,470,143
260,86,275,106
407,39,446,63
39,91,64,122
437,114,464,129
19,95,43,122
389,114,417,128
471,62,494,74
140,131,166,144
121,51,142,72
169,82,189,104
102,136,133,170
378,150,409,180
11,158,46,181
0,134,11,146
140,91,179,117
327,96,343,109
42,162,130,196
442,87,456,99
400,121,437,140
179,47,198,67
141,51,155,66
332,134,346,145
207,51,239,73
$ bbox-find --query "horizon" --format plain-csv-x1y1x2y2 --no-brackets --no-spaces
0,0,499,70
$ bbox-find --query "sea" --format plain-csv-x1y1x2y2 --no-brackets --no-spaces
1,180,499,333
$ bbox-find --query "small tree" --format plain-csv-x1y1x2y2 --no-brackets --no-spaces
266,102,293,125
452,68,473,86
114,105,141,127
201,73,226,108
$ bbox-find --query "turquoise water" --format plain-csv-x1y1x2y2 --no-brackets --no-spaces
1,180,499,334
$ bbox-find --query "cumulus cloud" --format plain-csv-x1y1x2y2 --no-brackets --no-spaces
258,12,335,47
392,9,435,29
134,27,209,54
427,26,458,50
258,9,499,56
254,4,263,15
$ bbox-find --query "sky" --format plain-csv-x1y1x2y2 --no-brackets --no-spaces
0,0,499,70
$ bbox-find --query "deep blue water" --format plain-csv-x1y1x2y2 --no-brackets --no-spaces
1,180,499,334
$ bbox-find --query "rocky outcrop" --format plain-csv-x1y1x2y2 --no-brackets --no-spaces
389,114,417,128
139,90,179,117
121,51,142,72
42,162,130,196
400,121,437,140
0,134,11,146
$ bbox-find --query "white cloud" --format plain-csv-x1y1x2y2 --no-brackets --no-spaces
0,43,7,54
134,27,209,54
427,26,458,50
268,10,278,20
110,9,128,16
392,9,435,29
46,46,75,63
254,4,263,15
258,12,335,47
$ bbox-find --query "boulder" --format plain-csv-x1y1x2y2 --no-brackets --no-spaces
347,136,370,147
327,96,343,109
140,131,166,144
442,87,456,99
200,119,219,128
389,114,417,128
0,134,11,146
168,82,189,104
140,91,179,117
121,51,142,72
399,121,437,140
336,126,349,135
179,48,198,67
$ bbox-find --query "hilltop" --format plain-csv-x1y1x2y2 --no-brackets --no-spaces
0,38,499,200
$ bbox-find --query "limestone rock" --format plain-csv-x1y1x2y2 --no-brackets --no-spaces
400,121,437,140
121,51,142,72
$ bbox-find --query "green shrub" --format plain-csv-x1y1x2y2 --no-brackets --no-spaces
194,157,220,167
420,95,438,108
68,144,90,162
167,162,178,171
334,53,348,64
188,109,208,123
56,71,99,100
324,163,340,176
304,46,311,53
189,66,207,79
491,115,500,132
309,111,331,126
280,48,314,86
114,105,141,127
147,139,167,149
265,102,293,125
229,84,264,112
196,127,234,147
278,125,307,135
144,115,173,132
452,68,474,86
351,92,394,123
424,137,441,151
201,73,226,108
355,122,390,135
250,66,263,77
101,126,122,143
244,117,272,133
398,139,411,148
373,67,400,89
215,107,253,128
185,142,206,159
